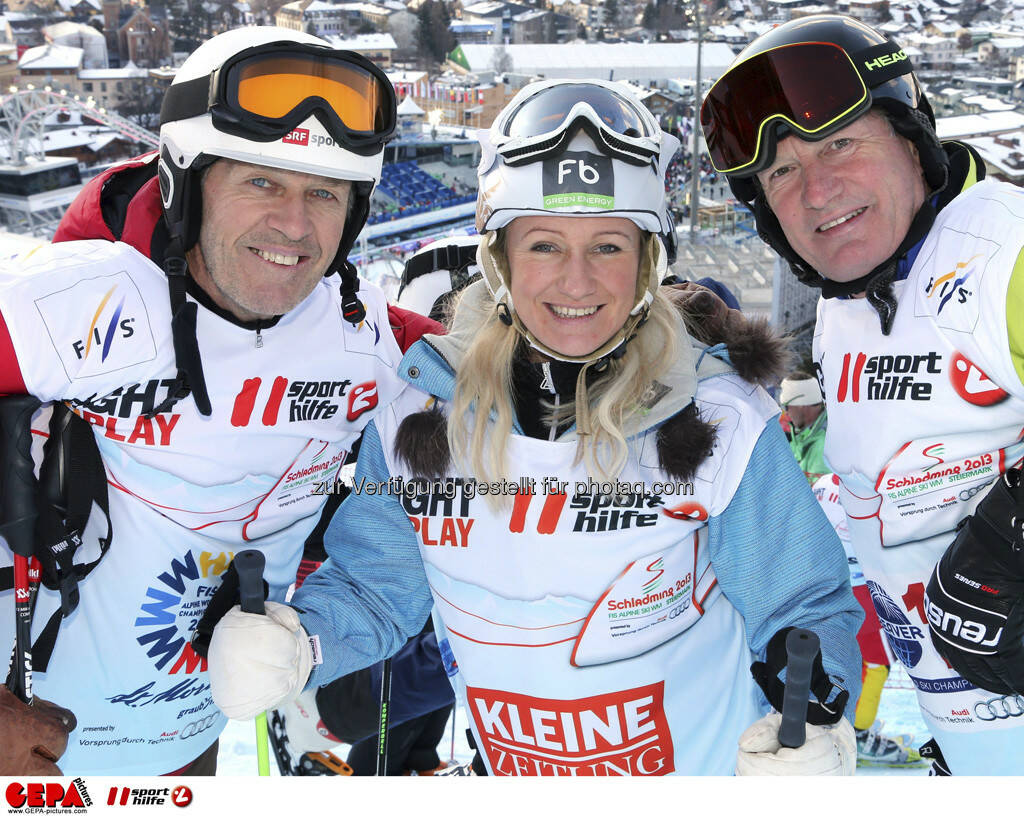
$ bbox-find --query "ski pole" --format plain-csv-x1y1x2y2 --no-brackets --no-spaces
376,656,392,776
449,701,456,763
778,628,820,749
0,395,42,704
234,549,271,776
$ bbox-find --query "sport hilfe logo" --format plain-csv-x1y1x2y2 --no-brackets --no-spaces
107,785,193,807
949,352,1008,407
834,351,941,402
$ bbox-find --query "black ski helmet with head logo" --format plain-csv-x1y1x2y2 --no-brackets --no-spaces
701,14,948,302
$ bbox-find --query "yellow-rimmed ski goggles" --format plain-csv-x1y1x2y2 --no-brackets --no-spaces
700,42,873,176
161,42,395,156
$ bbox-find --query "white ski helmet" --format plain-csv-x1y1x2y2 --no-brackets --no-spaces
474,79,680,362
158,26,396,319
152,26,396,417
397,235,480,320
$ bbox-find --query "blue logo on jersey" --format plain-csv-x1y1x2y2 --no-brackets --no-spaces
134,550,233,675
867,580,924,668
438,637,459,678
908,675,976,694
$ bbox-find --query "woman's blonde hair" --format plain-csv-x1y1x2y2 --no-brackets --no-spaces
447,230,683,494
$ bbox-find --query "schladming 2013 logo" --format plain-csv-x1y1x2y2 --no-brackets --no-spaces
867,580,924,668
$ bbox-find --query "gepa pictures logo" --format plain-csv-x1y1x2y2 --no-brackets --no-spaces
6,779,91,811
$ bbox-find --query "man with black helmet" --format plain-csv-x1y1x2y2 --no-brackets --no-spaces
0,27,438,775
702,13,1024,775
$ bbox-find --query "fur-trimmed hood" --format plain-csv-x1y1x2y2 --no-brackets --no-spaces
411,280,789,433
393,281,790,482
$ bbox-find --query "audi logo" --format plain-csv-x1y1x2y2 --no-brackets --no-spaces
974,694,1024,721
179,712,220,740
959,484,986,502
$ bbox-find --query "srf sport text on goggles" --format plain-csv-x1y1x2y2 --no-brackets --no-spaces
490,81,662,167
700,40,915,176
160,41,396,154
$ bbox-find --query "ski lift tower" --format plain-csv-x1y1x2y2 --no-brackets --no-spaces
0,84,158,237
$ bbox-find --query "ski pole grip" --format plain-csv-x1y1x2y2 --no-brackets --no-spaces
778,628,820,749
0,395,41,558
235,550,266,616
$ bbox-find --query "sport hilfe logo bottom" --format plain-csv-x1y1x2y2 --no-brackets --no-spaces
467,683,674,776
108,785,193,807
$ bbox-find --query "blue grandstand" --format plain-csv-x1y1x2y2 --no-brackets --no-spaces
368,160,477,225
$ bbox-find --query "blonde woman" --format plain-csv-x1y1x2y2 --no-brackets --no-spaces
209,81,863,776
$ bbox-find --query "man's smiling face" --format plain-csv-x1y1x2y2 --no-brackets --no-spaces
756,111,928,283
188,159,351,321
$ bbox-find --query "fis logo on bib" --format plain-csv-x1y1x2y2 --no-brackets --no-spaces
867,580,924,668
924,257,978,314
73,284,137,361
36,272,157,380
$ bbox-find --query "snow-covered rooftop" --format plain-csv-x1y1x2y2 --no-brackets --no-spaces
78,63,148,79
386,68,428,83
19,43,83,70
457,41,736,82
961,94,1016,112
936,111,1024,140
324,33,397,50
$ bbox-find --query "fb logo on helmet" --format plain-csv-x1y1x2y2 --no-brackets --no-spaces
542,152,613,210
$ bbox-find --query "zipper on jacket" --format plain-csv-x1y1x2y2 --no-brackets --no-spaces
256,328,263,349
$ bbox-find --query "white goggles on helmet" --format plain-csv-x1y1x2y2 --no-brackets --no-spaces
490,80,662,168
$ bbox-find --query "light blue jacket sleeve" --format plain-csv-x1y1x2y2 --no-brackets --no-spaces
291,419,433,688
708,420,864,722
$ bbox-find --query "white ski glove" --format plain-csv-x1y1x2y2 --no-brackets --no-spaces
208,601,314,720
735,712,856,776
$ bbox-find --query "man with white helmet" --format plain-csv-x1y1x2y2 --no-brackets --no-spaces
0,27,439,775
701,13,1024,774
206,79,863,775
779,372,828,484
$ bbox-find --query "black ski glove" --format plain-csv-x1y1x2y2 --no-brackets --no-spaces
926,468,1024,695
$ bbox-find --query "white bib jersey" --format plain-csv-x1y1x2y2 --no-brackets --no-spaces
813,179,1024,773
0,239,407,774
320,344,860,776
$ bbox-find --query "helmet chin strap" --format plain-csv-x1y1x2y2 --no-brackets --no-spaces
477,230,665,364
754,192,938,336
810,201,937,335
